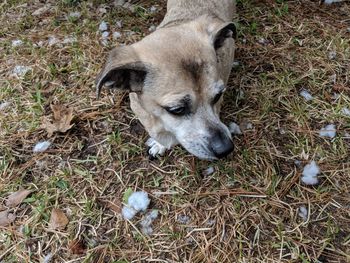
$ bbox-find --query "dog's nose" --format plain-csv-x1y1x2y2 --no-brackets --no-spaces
209,131,234,159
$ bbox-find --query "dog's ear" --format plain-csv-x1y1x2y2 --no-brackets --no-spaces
96,46,150,98
213,22,237,50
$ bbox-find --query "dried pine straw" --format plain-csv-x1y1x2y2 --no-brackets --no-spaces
0,0,349,262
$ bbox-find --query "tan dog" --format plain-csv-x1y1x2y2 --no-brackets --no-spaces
96,0,237,160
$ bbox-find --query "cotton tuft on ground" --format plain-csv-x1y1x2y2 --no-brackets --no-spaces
0,0,350,262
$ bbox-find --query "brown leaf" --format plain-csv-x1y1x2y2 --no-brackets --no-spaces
5,189,31,207
98,198,121,213
333,84,350,92
0,210,16,226
49,208,69,230
41,104,74,137
69,239,86,255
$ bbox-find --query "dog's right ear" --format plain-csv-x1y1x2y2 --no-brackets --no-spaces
96,46,149,98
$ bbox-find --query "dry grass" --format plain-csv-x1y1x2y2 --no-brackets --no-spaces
1,0,350,262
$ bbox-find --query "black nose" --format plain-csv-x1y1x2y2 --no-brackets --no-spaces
209,131,234,159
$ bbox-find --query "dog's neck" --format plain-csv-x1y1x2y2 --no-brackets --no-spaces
159,0,235,29
158,14,225,30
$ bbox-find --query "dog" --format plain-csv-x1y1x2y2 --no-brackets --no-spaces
96,0,237,160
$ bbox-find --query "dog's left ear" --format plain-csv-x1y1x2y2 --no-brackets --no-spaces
213,22,237,50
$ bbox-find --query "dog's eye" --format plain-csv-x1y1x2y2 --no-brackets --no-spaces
165,106,188,116
212,92,223,105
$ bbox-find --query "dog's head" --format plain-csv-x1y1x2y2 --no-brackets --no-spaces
96,17,236,160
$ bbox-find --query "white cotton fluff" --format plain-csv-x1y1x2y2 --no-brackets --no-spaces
0,101,10,111
36,41,45,47
246,122,253,130
258,38,269,45
101,31,109,38
101,31,110,46
121,206,137,220
42,253,53,263
148,25,156,32
33,141,51,153
140,210,158,235
298,206,308,221
48,36,59,46
176,214,191,224
99,21,108,32
324,0,343,4
122,191,151,220
229,122,242,135
149,6,157,13
12,39,23,47
128,191,150,211
232,61,240,68
63,36,77,44
116,20,123,28
329,74,337,84
341,107,350,116
301,161,320,185
206,219,216,226
319,124,336,139
12,65,32,77
113,31,122,39
300,89,313,101
328,51,337,60
203,166,215,176
68,11,81,19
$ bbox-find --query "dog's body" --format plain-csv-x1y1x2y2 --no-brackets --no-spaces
97,0,237,160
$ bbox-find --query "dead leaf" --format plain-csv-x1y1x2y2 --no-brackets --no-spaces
69,239,86,255
41,104,74,137
49,208,69,230
98,198,121,213
333,84,350,92
0,210,16,226
5,189,31,207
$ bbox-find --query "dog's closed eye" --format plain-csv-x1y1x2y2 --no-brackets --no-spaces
212,92,223,105
163,95,192,116
164,106,189,116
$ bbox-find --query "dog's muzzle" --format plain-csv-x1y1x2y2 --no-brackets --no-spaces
209,130,234,159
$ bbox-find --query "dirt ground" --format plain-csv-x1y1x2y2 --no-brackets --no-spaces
1,0,350,262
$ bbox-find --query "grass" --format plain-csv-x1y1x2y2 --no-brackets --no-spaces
1,0,350,262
